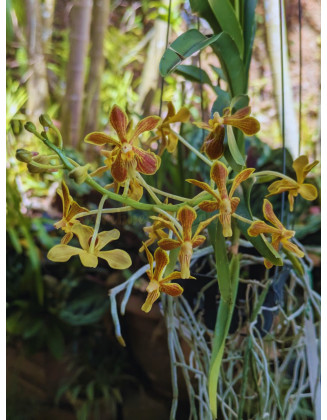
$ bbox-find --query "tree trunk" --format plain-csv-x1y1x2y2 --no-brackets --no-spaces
25,0,49,120
264,0,299,158
83,0,110,136
135,0,169,116
61,0,93,148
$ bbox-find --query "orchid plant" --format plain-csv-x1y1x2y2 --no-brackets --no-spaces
16,3,320,418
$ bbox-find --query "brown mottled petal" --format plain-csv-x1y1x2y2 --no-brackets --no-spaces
204,125,225,160
177,206,197,241
151,216,182,240
99,249,132,269
264,258,273,269
71,224,94,250
193,214,219,238
192,234,206,248
111,151,128,183
96,229,120,251
158,238,181,250
219,212,232,237
130,116,161,142
298,183,318,201
229,168,255,197
134,147,160,175
262,199,284,230
141,289,161,313
281,240,305,258
84,132,120,146
229,106,251,119
161,271,182,283
153,247,169,280
160,283,184,297
226,116,260,135
187,178,218,199
166,101,176,118
61,232,74,245
230,197,240,214
210,161,228,198
198,200,220,212
247,220,280,237
90,166,109,178
168,107,190,124
68,201,89,220
109,105,128,141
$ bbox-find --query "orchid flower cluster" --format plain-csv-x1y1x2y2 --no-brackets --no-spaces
18,102,319,313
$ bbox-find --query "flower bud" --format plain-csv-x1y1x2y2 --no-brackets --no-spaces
68,164,91,184
16,149,38,163
39,114,53,127
24,122,37,134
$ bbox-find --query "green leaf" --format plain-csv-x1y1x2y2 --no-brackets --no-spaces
226,126,245,166
230,94,249,111
211,32,245,97
210,65,226,81
208,0,244,58
243,0,258,86
189,0,222,33
211,87,231,115
224,145,244,173
175,64,212,85
159,29,222,77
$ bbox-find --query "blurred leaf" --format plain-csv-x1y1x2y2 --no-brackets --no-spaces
159,29,222,77
230,94,249,111
208,0,244,57
211,88,231,116
190,0,222,33
210,65,226,81
47,324,65,359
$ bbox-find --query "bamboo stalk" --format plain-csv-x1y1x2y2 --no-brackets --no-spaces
83,0,110,136
61,0,93,148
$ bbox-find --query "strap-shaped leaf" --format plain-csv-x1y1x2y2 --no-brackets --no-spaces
159,29,222,77
226,125,245,166
189,0,222,33
211,32,245,97
208,0,244,58
175,64,212,85
243,0,258,85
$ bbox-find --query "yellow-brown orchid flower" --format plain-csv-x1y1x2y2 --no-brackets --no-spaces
48,224,132,269
267,155,319,211
105,178,144,202
85,105,161,183
141,245,184,313
139,218,168,252
247,199,304,269
194,106,260,160
188,161,255,237
54,180,89,244
151,102,190,154
154,206,218,279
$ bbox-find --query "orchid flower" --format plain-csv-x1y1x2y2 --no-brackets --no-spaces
247,199,304,269
188,161,255,237
141,245,184,313
54,180,89,244
48,224,132,269
154,206,218,279
267,155,319,211
85,105,161,183
194,106,260,160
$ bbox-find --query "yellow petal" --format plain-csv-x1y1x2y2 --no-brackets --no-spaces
161,271,182,283
153,247,169,280
47,244,81,262
193,214,219,238
167,107,190,124
247,221,280,237
96,229,120,251
160,283,184,297
229,168,255,198
79,250,98,268
293,155,318,184
99,249,132,269
281,240,304,258
179,241,193,279
158,238,181,250
262,199,284,230
187,179,219,200
166,132,178,153
298,183,318,201
191,234,206,248
72,224,94,250
141,290,160,313
143,243,154,274
219,212,232,237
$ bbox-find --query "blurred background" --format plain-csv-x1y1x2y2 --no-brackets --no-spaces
6,0,320,419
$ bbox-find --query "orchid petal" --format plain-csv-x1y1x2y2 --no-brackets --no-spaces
141,289,161,313
160,283,184,297
229,168,255,198
110,105,128,142
96,229,120,251
133,147,160,175
191,235,206,248
161,271,182,283
187,179,219,199
99,249,132,269
203,125,225,160
158,238,181,250
130,116,161,142
84,132,121,147
198,200,220,212
293,155,318,184
193,214,219,238
153,247,169,280
72,224,94,250
90,166,109,178
166,132,178,153
79,251,98,267
219,212,232,237
143,243,154,274
247,221,280,237
111,151,128,183
230,196,240,213
298,183,318,201
210,161,228,198
281,240,305,258
61,232,74,244
262,199,284,230
177,206,197,241
47,244,82,262
167,107,190,124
